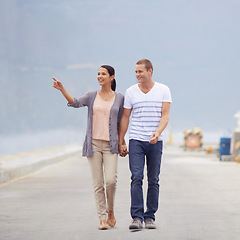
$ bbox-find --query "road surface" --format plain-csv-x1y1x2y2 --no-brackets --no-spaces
0,144,240,240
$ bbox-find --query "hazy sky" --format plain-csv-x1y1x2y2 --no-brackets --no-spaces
1,0,240,137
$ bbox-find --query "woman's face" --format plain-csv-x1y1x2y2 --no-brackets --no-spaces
97,67,114,87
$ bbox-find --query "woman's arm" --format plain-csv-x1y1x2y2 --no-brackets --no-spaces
52,78,75,104
118,108,132,156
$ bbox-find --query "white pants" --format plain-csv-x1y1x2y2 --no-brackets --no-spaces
87,139,118,221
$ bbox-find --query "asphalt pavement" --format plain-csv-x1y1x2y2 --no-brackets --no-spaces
0,144,240,240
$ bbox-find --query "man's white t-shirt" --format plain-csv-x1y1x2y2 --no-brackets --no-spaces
124,82,172,142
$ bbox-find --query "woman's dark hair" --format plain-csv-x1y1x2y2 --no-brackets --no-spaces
100,65,116,91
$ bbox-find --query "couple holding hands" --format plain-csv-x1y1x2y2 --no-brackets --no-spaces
52,59,172,230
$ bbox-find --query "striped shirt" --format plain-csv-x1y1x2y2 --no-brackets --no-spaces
124,82,172,142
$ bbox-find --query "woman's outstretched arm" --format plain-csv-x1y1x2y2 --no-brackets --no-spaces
52,77,75,104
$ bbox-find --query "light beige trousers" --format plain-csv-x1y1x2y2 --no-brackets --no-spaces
87,139,118,221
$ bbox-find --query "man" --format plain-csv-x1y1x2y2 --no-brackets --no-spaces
119,59,172,230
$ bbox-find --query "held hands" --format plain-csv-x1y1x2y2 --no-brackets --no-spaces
119,144,128,157
52,77,64,91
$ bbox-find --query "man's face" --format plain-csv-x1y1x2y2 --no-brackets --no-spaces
135,64,152,84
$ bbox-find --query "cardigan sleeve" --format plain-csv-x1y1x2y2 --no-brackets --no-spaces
117,94,124,129
67,91,94,108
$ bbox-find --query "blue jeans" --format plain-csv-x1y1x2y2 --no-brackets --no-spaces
129,139,163,222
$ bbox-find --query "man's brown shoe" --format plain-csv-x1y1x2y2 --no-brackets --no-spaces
145,218,156,229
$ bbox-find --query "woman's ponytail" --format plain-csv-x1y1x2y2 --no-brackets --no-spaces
111,78,116,91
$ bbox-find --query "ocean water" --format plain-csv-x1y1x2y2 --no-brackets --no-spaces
0,127,230,157
0,128,85,157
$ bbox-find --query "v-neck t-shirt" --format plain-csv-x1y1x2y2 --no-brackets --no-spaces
123,82,172,141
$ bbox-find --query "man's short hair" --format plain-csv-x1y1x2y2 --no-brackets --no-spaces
136,59,153,72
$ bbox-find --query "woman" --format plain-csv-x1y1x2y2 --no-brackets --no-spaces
52,65,124,230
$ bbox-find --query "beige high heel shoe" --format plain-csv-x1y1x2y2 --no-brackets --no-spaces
98,220,108,230
107,210,116,227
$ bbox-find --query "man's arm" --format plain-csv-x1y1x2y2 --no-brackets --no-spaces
149,102,171,144
118,108,132,156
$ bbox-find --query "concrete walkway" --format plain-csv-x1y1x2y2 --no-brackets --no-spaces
0,144,240,240
0,144,81,184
